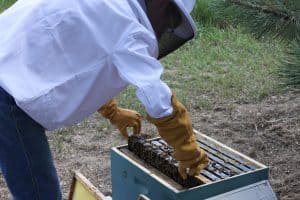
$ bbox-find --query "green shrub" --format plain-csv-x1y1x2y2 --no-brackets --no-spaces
279,40,300,91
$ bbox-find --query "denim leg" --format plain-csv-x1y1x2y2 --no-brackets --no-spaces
0,87,62,200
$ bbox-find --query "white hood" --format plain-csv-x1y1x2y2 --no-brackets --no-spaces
137,0,197,58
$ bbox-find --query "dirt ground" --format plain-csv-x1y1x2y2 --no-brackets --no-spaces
0,92,299,199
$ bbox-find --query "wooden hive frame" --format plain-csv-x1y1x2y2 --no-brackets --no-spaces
68,171,109,200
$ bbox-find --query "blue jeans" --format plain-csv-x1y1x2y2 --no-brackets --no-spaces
0,87,62,200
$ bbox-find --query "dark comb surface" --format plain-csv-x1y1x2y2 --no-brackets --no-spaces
127,135,257,188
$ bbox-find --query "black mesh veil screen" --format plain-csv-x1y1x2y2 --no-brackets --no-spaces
158,31,192,59
139,0,195,59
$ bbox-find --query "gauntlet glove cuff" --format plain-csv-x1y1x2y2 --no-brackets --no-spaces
147,93,208,178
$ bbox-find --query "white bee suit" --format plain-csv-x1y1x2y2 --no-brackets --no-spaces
0,0,196,130
0,0,175,130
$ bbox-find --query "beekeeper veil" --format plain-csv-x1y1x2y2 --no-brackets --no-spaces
138,0,197,59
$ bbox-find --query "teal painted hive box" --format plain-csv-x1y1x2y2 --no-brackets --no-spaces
111,130,277,200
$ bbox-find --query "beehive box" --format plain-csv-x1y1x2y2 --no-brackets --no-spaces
111,130,276,200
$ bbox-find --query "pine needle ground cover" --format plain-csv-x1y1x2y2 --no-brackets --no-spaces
1,1,299,200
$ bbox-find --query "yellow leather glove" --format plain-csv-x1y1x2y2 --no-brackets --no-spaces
98,99,142,139
147,94,209,179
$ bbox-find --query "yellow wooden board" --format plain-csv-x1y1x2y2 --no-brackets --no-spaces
69,171,107,200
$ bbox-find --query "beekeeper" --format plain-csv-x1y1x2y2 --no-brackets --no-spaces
0,0,208,199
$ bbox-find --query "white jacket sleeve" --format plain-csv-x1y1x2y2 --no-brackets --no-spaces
111,32,173,118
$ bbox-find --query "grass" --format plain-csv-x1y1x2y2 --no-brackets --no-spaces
192,0,215,24
167,25,283,98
